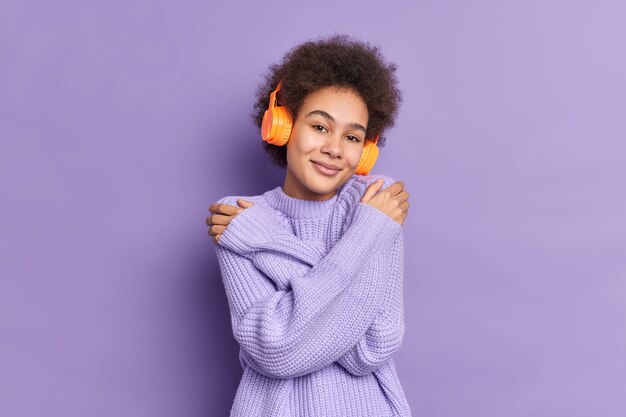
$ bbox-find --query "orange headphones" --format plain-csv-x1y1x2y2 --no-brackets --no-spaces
261,81,380,176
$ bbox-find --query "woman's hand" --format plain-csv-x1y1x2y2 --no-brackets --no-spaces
360,179,409,225
206,199,255,243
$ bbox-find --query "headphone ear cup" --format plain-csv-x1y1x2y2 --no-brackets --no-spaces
262,106,292,146
355,140,380,176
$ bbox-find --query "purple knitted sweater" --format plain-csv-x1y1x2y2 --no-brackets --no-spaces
214,174,411,416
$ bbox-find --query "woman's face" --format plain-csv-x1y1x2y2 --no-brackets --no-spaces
283,86,369,200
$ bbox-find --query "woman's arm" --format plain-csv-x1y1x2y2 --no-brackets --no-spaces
335,235,405,376
215,175,401,284
218,201,406,376
214,200,400,379
216,175,407,376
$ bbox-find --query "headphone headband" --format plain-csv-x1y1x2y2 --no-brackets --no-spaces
268,81,283,107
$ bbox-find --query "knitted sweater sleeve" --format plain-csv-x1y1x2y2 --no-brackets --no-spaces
214,200,401,379
217,200,405,376
335,234,405,376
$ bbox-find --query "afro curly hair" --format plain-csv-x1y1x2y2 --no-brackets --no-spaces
252,34,403,167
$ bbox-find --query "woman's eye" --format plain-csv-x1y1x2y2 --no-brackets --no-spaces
313,125,328,133
346,135,361,142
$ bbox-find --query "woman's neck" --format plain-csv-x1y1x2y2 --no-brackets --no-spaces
282,168,338,201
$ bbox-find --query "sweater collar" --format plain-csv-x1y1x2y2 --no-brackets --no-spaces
263,176,355,219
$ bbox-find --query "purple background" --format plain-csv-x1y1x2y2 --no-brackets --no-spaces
2,0,625,416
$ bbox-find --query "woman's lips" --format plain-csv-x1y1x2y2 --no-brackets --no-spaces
311,160,341,177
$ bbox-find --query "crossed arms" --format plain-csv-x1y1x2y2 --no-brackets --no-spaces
214,196,406,379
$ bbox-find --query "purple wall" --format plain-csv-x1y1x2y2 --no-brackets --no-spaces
2,1,625,416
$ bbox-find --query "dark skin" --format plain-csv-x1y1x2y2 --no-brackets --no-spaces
206,179,409,244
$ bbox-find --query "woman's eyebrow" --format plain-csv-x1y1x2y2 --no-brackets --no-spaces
305,110,367,134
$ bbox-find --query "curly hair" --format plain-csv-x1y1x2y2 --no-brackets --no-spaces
252,34,403,167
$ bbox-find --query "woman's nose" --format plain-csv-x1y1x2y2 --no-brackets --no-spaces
320,133,342,158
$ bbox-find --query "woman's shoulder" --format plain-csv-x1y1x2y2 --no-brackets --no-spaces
215,193,267,207
355,173,397,189
214,191,289,231
339,173,398,203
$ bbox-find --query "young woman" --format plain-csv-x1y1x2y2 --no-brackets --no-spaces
206,35,411,416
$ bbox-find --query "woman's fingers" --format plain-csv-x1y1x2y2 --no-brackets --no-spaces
206,213,232,226
208,224,226,237
206,200,255,239
396,190,409,203
237,199,255,208
209,203,244,216
206,204,242,226
361,178,384,202
373,181,405,201
385,181,404,196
